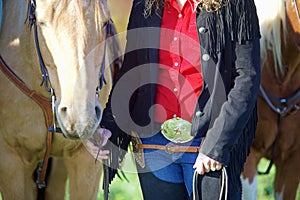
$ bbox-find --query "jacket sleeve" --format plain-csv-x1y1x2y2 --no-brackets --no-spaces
199,39,261,166
100,0,142,185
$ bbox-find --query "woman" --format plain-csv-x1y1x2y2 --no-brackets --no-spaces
101,0,261,199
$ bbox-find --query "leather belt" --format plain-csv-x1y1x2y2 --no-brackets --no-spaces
137,144,200,154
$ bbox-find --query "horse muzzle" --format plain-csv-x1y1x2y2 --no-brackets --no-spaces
55,101,103,140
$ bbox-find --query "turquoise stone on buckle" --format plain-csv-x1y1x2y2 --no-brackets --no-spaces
160,117,194,144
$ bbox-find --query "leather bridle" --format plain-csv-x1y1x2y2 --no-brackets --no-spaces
258,86,300,175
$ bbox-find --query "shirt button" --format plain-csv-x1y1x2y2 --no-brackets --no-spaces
198,27,207,34
195,111,204,117
173,88,178,92
202,54,210,61
178,13,182,18
174,62,179,67
174,37,178,41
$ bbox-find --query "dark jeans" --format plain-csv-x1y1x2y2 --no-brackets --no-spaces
137,169,190,200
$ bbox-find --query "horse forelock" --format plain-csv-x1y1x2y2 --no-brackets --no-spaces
34,0,110,78
255,0,287,79
42,0,109,45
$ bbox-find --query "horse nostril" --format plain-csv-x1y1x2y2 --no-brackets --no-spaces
95,104,102,121
60,107,67,113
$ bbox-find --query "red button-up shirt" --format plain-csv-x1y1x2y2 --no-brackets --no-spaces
155,0,203,122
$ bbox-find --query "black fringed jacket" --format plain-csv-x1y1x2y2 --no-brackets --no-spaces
101,0,261,189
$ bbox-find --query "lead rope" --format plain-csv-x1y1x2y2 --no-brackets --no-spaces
219,168,228,200
192,168,228,200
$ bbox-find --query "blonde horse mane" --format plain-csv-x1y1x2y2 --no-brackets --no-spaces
255,0,287,79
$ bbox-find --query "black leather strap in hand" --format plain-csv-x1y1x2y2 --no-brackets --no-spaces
192,168,228,200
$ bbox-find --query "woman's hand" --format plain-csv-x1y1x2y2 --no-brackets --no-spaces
85,128,112,160
86,140,110,160
193,152,223,175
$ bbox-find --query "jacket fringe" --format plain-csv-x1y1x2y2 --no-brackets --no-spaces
204,0,260,59
101,117,132,193
227,104,258,193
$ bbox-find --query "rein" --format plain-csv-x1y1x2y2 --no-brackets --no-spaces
258,85,300,174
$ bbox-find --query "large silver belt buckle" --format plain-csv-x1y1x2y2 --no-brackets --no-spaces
161,117,194,144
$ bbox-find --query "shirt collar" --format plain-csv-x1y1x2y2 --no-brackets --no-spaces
165,0,198,11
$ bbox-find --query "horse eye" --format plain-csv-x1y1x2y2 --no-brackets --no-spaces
102,20,112,35
102,21,109,28
39,21,47,27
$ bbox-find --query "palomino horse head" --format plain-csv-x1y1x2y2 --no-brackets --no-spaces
34,0,111,139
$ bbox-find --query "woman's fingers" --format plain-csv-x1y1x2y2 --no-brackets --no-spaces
211,163,216,171
215,163,222,170
193,161,205,175
86,140,110,160
95,128,112,146
193,153,223,174
94,150,110,160
203,160,211,173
